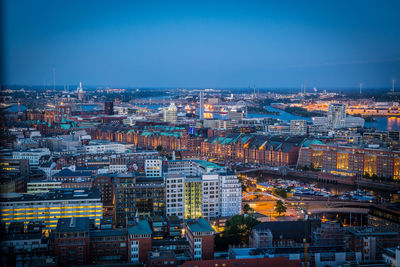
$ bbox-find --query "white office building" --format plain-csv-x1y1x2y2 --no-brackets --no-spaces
201,174,220,220
219,173,242,217
165,173,185,219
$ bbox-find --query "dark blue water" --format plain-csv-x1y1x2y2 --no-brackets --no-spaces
81,105,99,111
248,105,399,131
247,105,312,122
5,104,27,112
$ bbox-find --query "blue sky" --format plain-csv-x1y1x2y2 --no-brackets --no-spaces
2,0,400,89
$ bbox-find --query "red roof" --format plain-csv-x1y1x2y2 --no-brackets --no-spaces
181,256,302,267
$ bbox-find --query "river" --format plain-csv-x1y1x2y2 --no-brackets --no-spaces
247,105,400,131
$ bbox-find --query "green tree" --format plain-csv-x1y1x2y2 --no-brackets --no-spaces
274,200,287,216
274,188,287,198
156,145,163,152
241,184,247,192
243,204,254,214
220,215,260,247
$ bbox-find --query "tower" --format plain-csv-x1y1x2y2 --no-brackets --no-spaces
360,83,362,95
199,91,204,120
393,79,395,93
78,82,85,101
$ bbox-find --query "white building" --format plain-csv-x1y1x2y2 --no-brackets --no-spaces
344,116,365,128
219,173,242,217
166,160,241,219
163,103,178,122
312,116,329,127
167,160,227,176
12,148,51,165
201,174,220,220
290,120,307,135
145,159,162,177
165,173,185,219
328,103,347,129
84,142,127,154
27,181,62,194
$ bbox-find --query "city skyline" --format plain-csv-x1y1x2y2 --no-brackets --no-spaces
2,0,400,88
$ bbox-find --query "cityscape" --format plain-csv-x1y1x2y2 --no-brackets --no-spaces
1,1,400,267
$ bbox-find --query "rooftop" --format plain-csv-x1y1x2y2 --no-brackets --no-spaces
0,188,101,203
185,218,215,233
128,220,152,236
56,217,89,233
181,256,301,267
90,229,127,237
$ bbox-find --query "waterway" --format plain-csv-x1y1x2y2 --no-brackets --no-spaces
248,105,400,131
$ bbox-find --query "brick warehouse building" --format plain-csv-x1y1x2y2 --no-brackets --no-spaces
90,125,202,152
91,125,311,167
201,134,307,166
297,143,400,180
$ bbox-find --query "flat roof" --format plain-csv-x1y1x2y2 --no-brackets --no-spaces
0,188,101,203
128,220,152,235
185,218,214,233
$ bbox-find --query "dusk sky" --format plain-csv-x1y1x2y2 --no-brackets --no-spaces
3,0,400,89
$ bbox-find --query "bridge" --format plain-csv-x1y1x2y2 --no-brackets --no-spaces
307,207,369,215
242,191,286,202
236,167,279,174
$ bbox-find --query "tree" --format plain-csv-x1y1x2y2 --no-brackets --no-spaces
218,215,260,248
274,188,287,198
274,200,287,216
256,176,264,183
241,184,247,193
243,204,254,214
156,145,163,152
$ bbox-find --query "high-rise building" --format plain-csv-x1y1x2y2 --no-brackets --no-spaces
104,101,114,115
219,172,242,217
199,91,204,120
134,177,165,218
115,173,136,227
163,103,178,122
201,174,219,220
165,173,185,219
77,82,85,101
184,178,202,219
328,103,346,129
